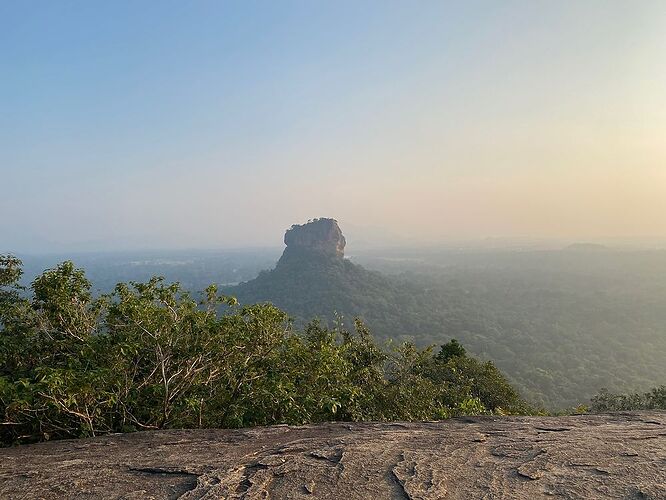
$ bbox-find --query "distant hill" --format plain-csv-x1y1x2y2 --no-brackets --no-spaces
564,243,611,252
229,219,415,329
227,220,666,409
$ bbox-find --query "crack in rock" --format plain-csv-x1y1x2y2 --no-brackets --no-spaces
235,463,270,494
389,468,413,500
128,466,199,476
127,466,200,499
309,448,343,464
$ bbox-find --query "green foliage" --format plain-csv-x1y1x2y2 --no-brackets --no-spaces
228,249,666,409
0,255,23,290
590,386,666,412
436,339,466,363
0,256,532,445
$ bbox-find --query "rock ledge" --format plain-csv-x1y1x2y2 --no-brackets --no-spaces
1,412,665,499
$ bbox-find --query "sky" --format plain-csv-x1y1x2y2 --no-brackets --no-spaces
2,1,665,252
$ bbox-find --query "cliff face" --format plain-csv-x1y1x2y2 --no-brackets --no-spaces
281,218,346,262
2,412,665,499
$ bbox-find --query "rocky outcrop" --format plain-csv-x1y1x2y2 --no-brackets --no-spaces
281,218,346,260
1,412,665,499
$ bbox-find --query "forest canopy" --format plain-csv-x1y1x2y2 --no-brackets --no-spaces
0,256,532,446
230,248,666,408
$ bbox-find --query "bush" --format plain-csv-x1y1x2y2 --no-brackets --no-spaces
590,386,666,412
0,256,533,445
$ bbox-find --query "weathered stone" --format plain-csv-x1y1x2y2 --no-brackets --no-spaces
282,218,346,259
1,412,665,499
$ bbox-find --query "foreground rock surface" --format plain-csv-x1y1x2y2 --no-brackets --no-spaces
1,412,665,499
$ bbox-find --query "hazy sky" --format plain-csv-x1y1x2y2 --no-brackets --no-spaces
2,1,665,252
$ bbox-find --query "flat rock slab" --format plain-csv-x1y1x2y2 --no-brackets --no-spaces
1,412,665,499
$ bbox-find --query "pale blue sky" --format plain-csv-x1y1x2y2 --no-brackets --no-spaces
2,1,665,251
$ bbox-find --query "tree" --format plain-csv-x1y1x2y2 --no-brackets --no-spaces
1,257,532,446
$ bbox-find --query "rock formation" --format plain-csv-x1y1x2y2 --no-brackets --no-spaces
1,412,665,499
227,217,399,329
280,218,346,261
